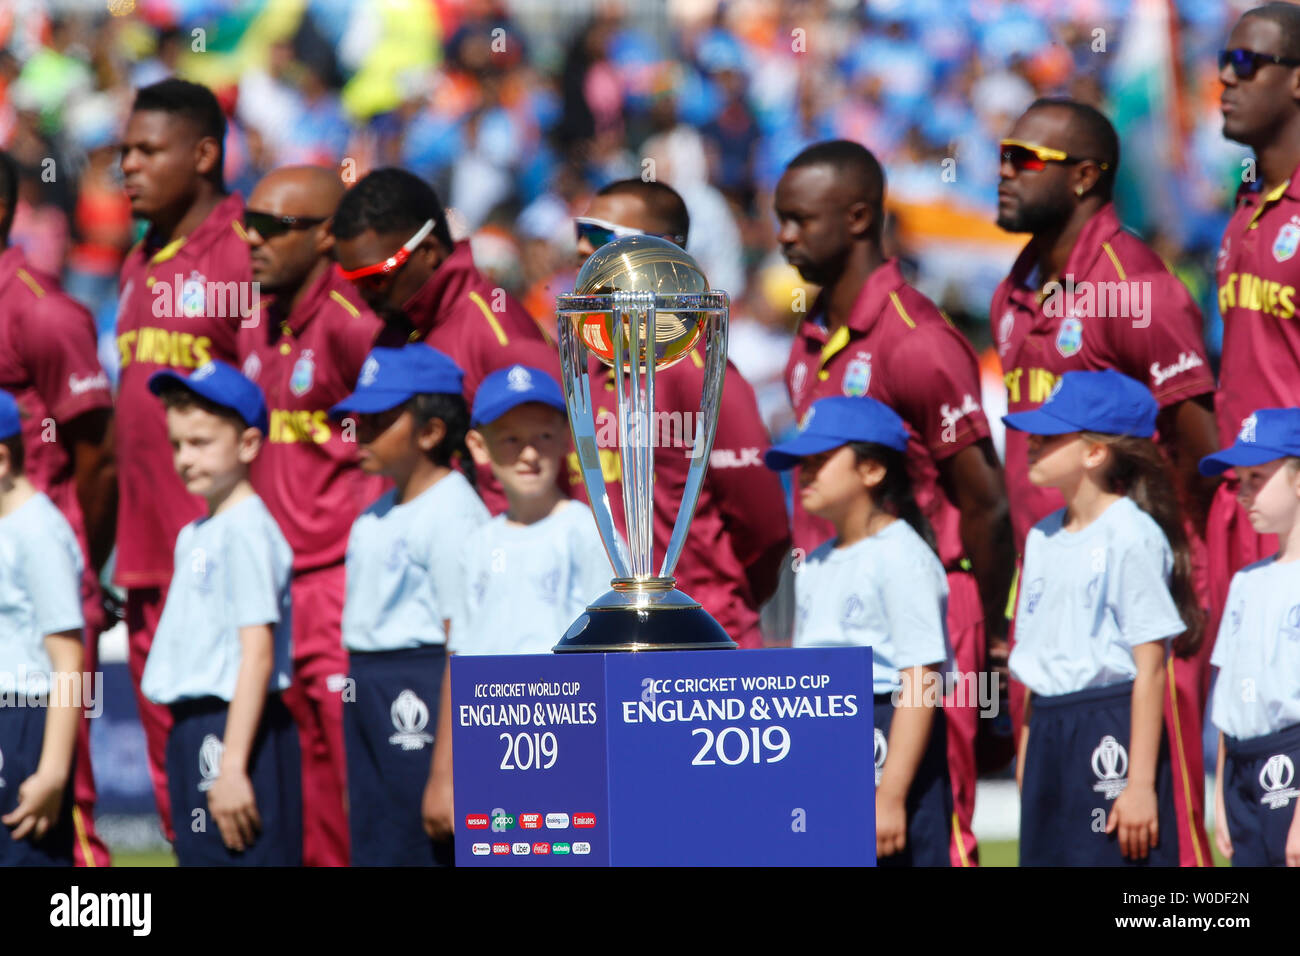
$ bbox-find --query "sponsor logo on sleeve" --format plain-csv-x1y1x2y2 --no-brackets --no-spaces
1149,351,1204,388
68,371,111,395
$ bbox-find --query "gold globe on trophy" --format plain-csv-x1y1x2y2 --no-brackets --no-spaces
554,235,735,651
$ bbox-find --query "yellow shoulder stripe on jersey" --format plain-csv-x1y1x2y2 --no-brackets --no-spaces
231,220,248,242
468,290,509,346
939,309,956,330
1249,179,1291,228
329,289,360,318
1166,655,1207,867
149,236,187,265
888,291,915,329
15,268,45,298
952,813,971,866
1100,241,1127,281
690,349,704,369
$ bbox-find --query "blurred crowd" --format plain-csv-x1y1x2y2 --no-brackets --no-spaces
0,0,1260,444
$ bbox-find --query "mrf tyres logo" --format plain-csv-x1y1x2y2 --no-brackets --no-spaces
1091,735,1129,800
1259,754,1299,809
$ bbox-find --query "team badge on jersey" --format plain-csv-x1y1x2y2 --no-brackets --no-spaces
197,734,223,792
1274,223,1300,263
181,270,207,318
389,690,434,750
1091,735,1128,799
290,349,315,397
1055,316,1083,358
873,728,887,786
241,352,262,382
842,354,872,397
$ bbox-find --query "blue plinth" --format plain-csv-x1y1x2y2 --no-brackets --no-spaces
451,646,875,866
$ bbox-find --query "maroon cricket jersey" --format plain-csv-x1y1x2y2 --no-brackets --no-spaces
385,239,556,515
991,204,1215,548
571,352,790,648
114,193,250,588
784,260,990,569
238,267,386,573
1214,170,1300,447
0,246,113,628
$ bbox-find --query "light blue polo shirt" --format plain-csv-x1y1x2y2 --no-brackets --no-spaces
142,494,294,705
1211,556,1300,741
450,501,612,656
1010,496,1185,698
792,519,950,695
0,493,84,696
342,471,489,652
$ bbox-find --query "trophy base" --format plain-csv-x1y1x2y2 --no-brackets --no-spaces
554,578,738,653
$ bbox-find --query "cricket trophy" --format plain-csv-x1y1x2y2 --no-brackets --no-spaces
554,234,735,652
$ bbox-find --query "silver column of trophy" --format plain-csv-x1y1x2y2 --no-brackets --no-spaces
553,235,735,651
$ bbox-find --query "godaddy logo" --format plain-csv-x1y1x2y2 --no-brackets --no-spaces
490,808,516,832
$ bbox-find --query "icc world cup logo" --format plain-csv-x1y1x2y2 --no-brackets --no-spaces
873,728,888,786
1091,735,1129,800
1259,754,1299,809
388,690,434,751
198,734,224,792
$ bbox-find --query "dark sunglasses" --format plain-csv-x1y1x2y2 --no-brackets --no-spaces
1218,48,1300,80
999,140,1110,174
574,216,686,250
243,210,326,240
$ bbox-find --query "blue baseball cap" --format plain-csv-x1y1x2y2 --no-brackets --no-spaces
0,390,20,441
148,360,268,434
471,364,566,427
1002,369,1156,438
329,344,464,418
1199,409,1300,476
764,396,909,471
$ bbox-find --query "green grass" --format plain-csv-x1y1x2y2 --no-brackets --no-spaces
110,850,176,867
978,837,1231,867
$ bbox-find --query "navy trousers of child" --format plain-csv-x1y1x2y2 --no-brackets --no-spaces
0,705,76,866
1223,721,1300,867
344,644,452,866
1020,680,1178,867
167,693,302,866
873,694,953,867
